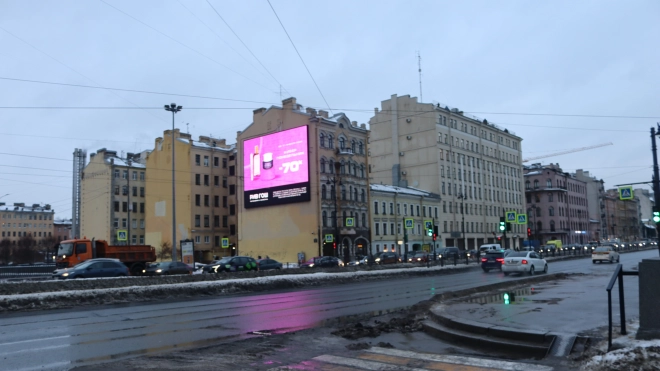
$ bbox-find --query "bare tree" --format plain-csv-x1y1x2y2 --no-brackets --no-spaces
159,241,172,261
14,235,37,264
40,236,60,263
0,238,11,264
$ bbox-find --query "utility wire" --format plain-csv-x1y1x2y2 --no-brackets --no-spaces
99,0,278,93
0,153,70,161
205,0,292,97
266,0,332,114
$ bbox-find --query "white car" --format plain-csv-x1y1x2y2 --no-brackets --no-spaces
592,246,620,264
502,251,548,276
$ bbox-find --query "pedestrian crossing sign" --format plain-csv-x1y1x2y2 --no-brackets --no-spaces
619,186,633,200
345,217,355,227
221,238,229,248
516,214,527,224
506,211,517,222
325,234,334,243
404,218,414,229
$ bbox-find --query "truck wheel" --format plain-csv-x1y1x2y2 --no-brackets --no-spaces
129,263,145,276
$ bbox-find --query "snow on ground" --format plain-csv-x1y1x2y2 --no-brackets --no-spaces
581,320,660,371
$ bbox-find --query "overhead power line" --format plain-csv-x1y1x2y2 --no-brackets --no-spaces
98,0,278,93
266,0,332,114
205,0,292,97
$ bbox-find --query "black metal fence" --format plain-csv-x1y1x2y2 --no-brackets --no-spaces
606,263,639,351
0,265,56,278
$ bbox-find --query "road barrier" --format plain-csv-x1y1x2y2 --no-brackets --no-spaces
0,265,55,278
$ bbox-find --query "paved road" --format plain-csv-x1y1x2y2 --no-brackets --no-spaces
0,249,654,371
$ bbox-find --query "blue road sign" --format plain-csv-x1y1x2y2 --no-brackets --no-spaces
516,214,527,224
619,186,633,200
506,211,516,222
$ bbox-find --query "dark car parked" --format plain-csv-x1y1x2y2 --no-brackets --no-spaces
53,258,128,279
257,258,283,270
438,247,461,260
212,256,259,272
375,252,400,264
408,251,430,263
300,256,341,268
481,251,505,272
143,261,193,276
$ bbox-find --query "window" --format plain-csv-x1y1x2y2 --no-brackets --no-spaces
534,180,539,189
132,219,137,228
328,135,334,149
230,205,235,215
140,172,145,180
140,235,144,244
362,213,366,228
361,189,365,202
229,184,235,195
195,154,201,166
204,175,209,186
339,137,345,149
195,236,201,243
140,219,144,228
114,201,119,212
213,156,219,167
547,179,552,187
214,236,220,247
320,133,325,147
222,196,227,207
322,184,327,199
322,211,327,227
140,203,144,213
204,195,209,207
132,187,137,197
214,176,219,187
122,202,128,212
195,215,200,227
320,158,326,173
195,174,201,185
383,223,387,235
122,170,128,179
140,187,144,197
132,171,137,180
195,194,201,206
404,204,407,215
222,176,227,188
203,156,209,167
222,215,228,227
230,224,236,235
204,236,210,244
113,218,119,228
389,202,394,215
550,220,556,232
374,223,380,235
416,205,420,216
114,186,119,195
548,193,553,202
358,142,364,154
549,207,554,216
229,166,235,176
122,186,128,195
122,218,127,228
114,169,119,178
214,195,219,207
204,215,209,228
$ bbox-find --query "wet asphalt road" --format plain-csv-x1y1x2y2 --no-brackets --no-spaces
0,249,655,371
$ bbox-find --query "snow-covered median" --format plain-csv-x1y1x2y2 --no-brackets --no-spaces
581,320,660,370
0,263,475,312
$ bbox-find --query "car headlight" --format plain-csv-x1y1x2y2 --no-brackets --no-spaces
375,258,381,262
142,269,146,273
212,265,219,270
309,264,314,268
62,272,69,277
156,269,162,273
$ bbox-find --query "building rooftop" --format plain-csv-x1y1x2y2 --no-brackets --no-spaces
0,202,53,212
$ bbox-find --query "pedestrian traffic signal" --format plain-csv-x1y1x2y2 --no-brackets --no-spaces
503,292,515,305
497,236,501,241
333,242,336,249
499,221,506,232
527,228,532,237
432,233,437,241
427,226,433,237
654,211,660,223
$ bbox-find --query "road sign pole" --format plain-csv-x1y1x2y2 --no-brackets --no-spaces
651,126,660,256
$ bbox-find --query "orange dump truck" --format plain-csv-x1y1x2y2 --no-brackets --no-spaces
55,238,156,275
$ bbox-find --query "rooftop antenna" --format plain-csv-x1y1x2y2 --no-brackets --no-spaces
186,123,189,134
417,51,423,103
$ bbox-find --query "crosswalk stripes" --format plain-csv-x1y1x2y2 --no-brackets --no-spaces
269,346,554,371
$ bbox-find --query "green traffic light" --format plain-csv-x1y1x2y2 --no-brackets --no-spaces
654,212,660,223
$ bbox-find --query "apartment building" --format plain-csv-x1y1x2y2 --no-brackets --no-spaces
145,129,236,262
370,185,441,255
238,98,370,263
524,163,589,244
369,94,525,250
80,149,148,244
53,218,72,242
602,189,642,242
0,202,55,243
574,169,607,241
634,188,655,239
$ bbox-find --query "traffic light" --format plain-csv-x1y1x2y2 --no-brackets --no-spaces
527,228,532,237
427,226,433,237
497,236,502,241
499,217,506,232
432,233,437,241
654,210,660,223
507,222,512,232
333,242,336,249
503,292,515,305
432,226,438,241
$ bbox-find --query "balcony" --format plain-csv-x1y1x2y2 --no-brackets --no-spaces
525,186,568,193
336,147,354,156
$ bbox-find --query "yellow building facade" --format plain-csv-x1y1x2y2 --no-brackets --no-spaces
145,129,236,262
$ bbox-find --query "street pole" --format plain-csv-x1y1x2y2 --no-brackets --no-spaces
127,159,131,245
651,125,660,256
164,103,182,262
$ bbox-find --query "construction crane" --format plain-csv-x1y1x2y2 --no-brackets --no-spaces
523,142,613,163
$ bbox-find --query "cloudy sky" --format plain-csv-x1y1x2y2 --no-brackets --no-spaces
0,0,658,219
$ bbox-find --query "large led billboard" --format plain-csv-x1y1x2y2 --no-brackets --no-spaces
243,125,310,208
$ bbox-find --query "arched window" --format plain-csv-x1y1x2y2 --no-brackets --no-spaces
546,179,552,187
330,185,335,200
360,165,365,178
328,159,334,174
331,211,336,227
550,220,556,232
322,211,327,227
319,133,325,147
341,185,346,200
352,163,356,175
353,187,358,201
537,221,542,232
533,180,539,189
339,137,345,149
548,193,553,202
340,161,346,174
361,189,366,202
549,206,554,216
358,141,364,154
348,186,353,200
351,140,356,153
321,184,327,200
320,158,326,173
362,213,366,228
328,135,334,149
525,181,530,190
536,207,541,217
342,211,347,226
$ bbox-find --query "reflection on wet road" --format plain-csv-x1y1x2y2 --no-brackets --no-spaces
0,249,654,370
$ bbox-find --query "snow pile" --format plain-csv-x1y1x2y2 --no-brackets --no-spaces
581,321,660,371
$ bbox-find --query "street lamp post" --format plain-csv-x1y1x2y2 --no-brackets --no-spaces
164,103,182,261
326,162,342,257
457,194,466,250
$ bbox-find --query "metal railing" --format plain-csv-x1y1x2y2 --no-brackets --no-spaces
606,263,638,351
0,264,56,277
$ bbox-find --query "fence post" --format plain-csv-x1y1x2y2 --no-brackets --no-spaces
608,289,613,351
619,268,627,335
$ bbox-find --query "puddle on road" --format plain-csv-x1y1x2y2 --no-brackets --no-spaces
464,287,562,305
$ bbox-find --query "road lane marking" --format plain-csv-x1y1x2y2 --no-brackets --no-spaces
0,335,70,346
366,347,553,371
358,352,501,371
314,354,429,370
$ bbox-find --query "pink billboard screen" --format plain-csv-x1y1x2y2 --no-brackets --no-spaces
243,126,310,208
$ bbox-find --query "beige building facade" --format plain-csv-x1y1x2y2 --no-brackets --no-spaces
80,149,148,244
370,185,441,256
0,202,55,243
145,129,236,262
369,94,525,250
238,98,370,263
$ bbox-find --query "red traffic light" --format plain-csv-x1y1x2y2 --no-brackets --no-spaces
333,242,336,249
432,233,437,241
527,228,532,237
497,236,501,241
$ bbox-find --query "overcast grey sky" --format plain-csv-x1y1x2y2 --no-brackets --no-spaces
0,0,658,219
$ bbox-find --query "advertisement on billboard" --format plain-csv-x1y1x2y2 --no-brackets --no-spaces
243,126,310,208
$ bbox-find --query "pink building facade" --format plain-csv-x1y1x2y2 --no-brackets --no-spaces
524,164,589,245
